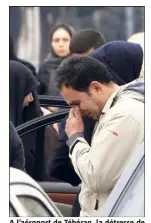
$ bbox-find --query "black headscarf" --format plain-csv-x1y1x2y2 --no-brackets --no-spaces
9,60,41,126
90,40,143,85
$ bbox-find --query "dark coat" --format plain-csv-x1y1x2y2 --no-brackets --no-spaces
9,121,26,172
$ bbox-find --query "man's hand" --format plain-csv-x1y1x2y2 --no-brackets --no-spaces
65,106,84,138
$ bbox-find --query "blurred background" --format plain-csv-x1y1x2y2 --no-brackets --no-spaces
9,6,144,71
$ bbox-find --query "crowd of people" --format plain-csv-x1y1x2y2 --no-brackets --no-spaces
9,23,144,217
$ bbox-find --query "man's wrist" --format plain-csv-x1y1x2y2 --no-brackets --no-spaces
66,132,84,148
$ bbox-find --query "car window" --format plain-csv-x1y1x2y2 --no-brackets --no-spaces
110,159,144,217
18,195,53,217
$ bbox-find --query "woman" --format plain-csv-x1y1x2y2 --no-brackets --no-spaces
89,40,143,84
10,60,42,179
10,61,59,180
37,24,73,98
9,61,41,127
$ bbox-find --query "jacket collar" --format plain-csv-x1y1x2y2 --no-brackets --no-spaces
100,87,120,117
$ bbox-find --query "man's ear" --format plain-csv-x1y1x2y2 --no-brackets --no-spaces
89,81,103,93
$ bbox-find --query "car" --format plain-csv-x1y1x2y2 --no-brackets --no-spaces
10,96,144,217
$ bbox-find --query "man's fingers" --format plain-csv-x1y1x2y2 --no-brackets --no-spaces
68,108,74,119
73,106,81,118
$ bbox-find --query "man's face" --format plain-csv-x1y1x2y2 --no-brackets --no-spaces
61,82,105,120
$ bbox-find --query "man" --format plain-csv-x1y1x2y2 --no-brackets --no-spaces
55,55,144,216
49,29,105,216
70,28,106,56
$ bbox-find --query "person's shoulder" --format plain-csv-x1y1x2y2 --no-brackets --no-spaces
102,98,143,126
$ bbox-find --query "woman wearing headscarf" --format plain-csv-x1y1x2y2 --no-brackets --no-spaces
37,24,73,98
9,60,42,179
89,40,143,84
10,61,59,180
9,61,41,126
49,40,144,216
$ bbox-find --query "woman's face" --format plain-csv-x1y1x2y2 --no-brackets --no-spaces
23,93,34,107
51,28,71,57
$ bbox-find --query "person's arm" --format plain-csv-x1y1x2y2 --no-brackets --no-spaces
67,112,140,193
9,122,26,172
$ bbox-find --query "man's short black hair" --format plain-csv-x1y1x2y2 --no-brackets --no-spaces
70,29,106,54
56,55,115,92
